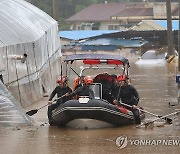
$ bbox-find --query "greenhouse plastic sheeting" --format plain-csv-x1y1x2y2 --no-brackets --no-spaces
0,0,61,106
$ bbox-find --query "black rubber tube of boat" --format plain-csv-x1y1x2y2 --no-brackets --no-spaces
119,101,172,124
116,84,172,124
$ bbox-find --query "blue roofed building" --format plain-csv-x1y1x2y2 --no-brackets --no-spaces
59,30,119,41
59,30,149,52
60,18,178,53
81,38,148,51
130,20,179,31
154,20,179,30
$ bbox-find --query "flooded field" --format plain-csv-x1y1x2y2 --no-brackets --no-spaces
0,51,179,154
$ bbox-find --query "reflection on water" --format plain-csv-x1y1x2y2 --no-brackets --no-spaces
0,52,179,154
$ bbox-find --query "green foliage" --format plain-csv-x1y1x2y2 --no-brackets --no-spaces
31,0,52,16
75,4,86,13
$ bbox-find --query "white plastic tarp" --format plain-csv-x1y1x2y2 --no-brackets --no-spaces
0,0,61,106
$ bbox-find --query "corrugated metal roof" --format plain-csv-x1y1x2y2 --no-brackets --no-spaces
83,38,148,48
59,30,120,40
0,0,57,47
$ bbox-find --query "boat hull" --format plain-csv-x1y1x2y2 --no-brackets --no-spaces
66,119,114,129
52,99,145,128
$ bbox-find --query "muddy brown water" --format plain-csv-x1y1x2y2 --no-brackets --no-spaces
0,53,180,154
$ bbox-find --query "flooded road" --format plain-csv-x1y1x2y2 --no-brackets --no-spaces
0,52,180,154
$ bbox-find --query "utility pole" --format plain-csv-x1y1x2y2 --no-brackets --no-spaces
52,0,59,21
175,1,180,105
177,0,180,104
166,0,174,56
178,0,180,72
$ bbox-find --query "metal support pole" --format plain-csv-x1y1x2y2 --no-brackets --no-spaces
178,0,180,72
178,84,180,104
166,0,174,56
177,1,180,104
52,0,59,21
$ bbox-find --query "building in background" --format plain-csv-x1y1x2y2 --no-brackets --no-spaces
66,2,179,31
